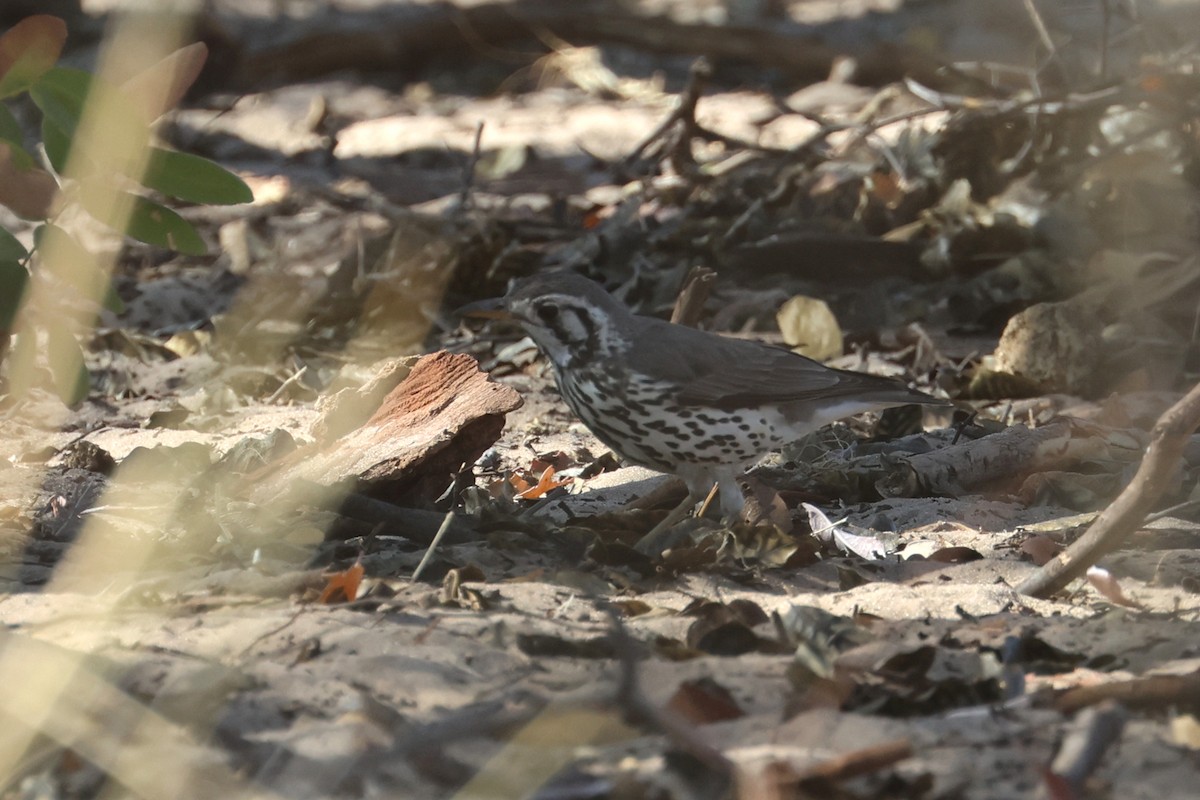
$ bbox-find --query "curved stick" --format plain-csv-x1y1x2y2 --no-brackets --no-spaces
1018,381,1200,598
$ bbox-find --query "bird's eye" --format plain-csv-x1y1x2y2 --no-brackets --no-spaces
535,303,559,324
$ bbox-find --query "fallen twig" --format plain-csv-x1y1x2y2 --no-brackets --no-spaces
1043,701,1127,800
412,510,458,581
1053,669,1200,715
669,265,716,327
741,738,913,799
1018,381,1200,597
459,120,485,211
626,56,713,169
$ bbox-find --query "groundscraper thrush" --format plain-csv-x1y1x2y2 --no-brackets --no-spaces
496,271,946,542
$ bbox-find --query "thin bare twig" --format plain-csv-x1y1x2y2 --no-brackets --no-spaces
1018,381,1200,597
459,121,485,210
411,510,457,582
1045,702,1127,797
626,56,713,167
1054,670,1200,714
266,364,309,403
1022,0,1058,64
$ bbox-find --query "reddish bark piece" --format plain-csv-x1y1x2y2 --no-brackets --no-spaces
272,351,521,505
357,350,521,477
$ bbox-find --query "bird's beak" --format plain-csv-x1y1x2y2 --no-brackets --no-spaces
455,296,514,321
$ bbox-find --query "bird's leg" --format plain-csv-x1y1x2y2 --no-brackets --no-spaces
633,489,702,555
716,477,746,520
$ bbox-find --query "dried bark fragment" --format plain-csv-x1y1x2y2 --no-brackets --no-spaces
256,351,521,506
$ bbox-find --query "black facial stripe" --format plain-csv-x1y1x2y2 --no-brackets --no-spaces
549,306,598,360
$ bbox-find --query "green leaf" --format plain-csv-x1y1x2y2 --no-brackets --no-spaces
125,196,205,255
33,222,86,261
142,148,252,205
0,139,35,170
28,67,88,136
0,103,38,172
0,259,29,331
79,187,206,255
0,103,23,145
0,226,27,260
32,68,91,113
41,114,69,171
46,320,89,406
31,68,149,175
0,101,36,173
31,74,78,172
34,224,119,311
5,326,37,394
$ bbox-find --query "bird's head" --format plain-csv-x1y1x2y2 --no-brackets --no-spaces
503,272,631,370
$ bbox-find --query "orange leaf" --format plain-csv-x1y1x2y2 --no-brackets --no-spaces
0,15,66,98
1139,74,1165,94
581,206,607,230
120,42,208,121
317,560,364,604
515,465,572,500
509,471,533,494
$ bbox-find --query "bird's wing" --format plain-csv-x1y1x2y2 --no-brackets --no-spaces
627,316,935,412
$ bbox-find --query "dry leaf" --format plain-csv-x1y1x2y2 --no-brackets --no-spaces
926,546,983,563
1020,534,1063,566
666,678,744,725
776,295,843,361
1170,714,1200,750
803,503,891,560
318,561,364,604
515,465,572,500
1085,566,1141,609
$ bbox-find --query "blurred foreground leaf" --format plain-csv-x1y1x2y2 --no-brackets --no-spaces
143,148,252,205
0,15,67,99
0,259,29,330
46,319,88,405
80,185,205,255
